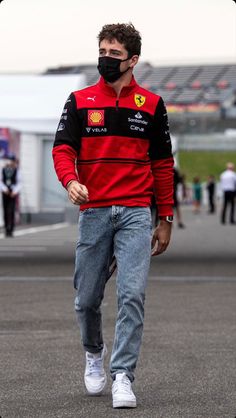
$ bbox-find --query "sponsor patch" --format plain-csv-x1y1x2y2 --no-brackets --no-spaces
86,127,107,133
128,117,148,125
130,125,144,132
134,94,146,108
88,110,104,126
57,122,65,131
86,96,96,102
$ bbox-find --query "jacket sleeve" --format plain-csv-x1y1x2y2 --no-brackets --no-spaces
149,97,174,216
52,93,81,188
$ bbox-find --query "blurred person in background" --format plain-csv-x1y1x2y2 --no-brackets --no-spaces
206,174,216,214
52,23,174,409
173,167,185,228
0,155,21,237
220,162,236,224
180,172,188,203
192,176,202,214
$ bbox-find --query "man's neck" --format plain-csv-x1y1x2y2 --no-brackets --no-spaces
107,71,133,97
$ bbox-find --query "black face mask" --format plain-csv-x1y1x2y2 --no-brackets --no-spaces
97,56,130,83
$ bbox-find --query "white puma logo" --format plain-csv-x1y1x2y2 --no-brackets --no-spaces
87,96,96,102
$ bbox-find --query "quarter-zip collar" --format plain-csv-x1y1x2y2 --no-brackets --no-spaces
97,76,138,97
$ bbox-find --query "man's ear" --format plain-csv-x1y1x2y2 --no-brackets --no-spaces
129,55,139,69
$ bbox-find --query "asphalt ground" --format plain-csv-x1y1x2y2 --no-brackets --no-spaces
0,205,236,418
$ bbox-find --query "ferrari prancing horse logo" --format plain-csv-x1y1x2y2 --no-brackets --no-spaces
134,94,146,108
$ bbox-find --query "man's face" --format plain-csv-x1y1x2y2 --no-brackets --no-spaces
99,38,130,72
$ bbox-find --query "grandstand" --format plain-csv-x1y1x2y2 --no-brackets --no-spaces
44,62,236,136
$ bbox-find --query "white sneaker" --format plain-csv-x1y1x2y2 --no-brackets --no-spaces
84,345,107,395
112,372,137,408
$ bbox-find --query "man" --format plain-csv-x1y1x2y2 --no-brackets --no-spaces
0,155,21,237
52,23,174,409
173,167,185,228
220,162,236,224
206,174,216,214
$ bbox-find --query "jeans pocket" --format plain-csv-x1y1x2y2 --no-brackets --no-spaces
137,207,152,228
79,208,95,216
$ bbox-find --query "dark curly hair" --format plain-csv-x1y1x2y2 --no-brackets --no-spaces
98,23,142,57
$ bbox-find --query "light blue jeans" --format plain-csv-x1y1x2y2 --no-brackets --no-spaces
74,206,152,382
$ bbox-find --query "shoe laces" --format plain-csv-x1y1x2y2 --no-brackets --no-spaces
87,355,103,376
113,373,132,394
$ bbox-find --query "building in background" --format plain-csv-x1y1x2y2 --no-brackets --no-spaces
0,74,86,224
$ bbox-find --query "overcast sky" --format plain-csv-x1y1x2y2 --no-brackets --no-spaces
0,0,235,73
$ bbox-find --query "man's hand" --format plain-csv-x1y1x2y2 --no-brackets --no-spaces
151,220,172,256
66,180,89,205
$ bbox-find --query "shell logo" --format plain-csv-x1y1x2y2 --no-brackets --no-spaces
88,110,104,126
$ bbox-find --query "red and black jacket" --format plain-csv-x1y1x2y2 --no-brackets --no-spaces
52,76,174,215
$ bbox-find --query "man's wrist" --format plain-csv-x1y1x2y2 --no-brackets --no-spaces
159,215,174,223
66,180,77,190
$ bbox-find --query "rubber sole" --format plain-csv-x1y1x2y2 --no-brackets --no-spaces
113,399,137,408
85,375,107,396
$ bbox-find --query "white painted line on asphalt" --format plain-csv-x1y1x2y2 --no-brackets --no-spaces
0,276,235,282
0,247,46,252
0,222,69,239
0,248,47,257
0,276,72,281
0,253,25,258
0,330,74,336
149,275,236,282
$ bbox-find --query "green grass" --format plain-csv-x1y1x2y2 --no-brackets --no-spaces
178,150,236,182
